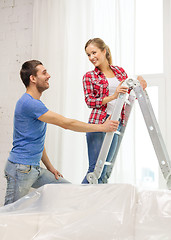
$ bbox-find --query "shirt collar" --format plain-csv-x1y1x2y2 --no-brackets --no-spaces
94,65,114,75
94,67,102,75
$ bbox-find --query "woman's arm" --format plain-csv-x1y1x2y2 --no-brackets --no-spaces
102,75,147,105
102,80,128,105
137,76,147,90
83,74,103,109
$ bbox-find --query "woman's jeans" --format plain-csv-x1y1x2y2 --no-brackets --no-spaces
4,160,70,205
82,123,121,184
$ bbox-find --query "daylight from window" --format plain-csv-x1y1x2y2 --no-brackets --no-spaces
135,0,163,74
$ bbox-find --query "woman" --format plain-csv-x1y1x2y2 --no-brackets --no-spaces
82,38,147,184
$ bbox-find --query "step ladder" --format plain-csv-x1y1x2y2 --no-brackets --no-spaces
87,78,171,189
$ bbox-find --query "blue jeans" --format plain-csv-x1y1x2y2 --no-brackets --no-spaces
4,160,70,205
82,123,121,184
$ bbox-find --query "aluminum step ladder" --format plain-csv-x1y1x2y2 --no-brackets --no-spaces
87,78,171,189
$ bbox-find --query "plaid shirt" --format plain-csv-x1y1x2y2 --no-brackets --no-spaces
82,65,128,124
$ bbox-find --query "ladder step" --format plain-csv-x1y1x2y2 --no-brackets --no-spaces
98,160,112,166
115,130,121,135
104,162,112,166
125,99,131,105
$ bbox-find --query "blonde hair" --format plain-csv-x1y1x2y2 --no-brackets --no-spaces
85,38,112,65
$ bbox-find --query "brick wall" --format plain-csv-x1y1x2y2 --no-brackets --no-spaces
0,0,33,206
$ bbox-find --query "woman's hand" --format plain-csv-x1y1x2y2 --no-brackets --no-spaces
113,80,128,99
137,76,147,90
102,80,128,105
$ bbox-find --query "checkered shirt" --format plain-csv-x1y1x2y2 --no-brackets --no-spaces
82,65,128,124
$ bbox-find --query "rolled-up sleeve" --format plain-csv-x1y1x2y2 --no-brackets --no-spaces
83,74,103,109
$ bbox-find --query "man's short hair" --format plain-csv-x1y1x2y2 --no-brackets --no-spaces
20,60,43,87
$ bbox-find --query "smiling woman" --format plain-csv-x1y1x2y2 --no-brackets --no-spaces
81,38,146,184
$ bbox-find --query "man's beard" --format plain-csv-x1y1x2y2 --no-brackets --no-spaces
36,84,49,93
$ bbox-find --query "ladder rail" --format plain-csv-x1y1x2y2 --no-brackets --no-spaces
101,94,136,183
134,85,171,187
87,92,128,184
86,78,171,189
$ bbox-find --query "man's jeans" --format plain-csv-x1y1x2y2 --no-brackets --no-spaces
4,160,70,205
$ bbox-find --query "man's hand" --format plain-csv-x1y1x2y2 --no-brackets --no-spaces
50,168,63,180
137,76,147,90
41,147,64,180
103,115,119,132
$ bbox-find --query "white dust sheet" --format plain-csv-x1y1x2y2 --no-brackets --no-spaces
0,184,171,240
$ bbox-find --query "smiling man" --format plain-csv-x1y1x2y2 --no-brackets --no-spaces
4,60,119,205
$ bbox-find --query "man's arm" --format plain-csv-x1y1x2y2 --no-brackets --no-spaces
41,146,63,179
38,111,119,132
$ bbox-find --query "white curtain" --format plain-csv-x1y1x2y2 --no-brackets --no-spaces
32,0,136,184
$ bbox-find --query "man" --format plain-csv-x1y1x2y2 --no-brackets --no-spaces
4,60,119,205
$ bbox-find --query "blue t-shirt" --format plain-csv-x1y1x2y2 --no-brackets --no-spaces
8,93,48,166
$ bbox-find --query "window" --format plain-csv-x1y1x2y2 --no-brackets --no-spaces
134,0,165,188
135,0,163,74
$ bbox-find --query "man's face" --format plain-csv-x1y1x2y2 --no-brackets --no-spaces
34,65,51,93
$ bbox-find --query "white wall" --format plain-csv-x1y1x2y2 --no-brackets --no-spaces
0,0,33,206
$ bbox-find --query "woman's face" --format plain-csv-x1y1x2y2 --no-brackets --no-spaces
85,44,107,68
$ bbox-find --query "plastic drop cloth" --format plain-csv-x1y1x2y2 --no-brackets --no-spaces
135,189,171,240
0,184,170,240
